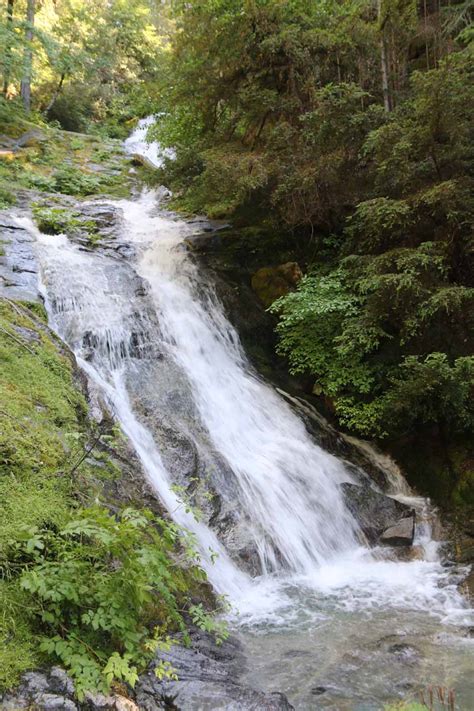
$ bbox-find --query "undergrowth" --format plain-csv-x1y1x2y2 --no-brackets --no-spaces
0,298,225,697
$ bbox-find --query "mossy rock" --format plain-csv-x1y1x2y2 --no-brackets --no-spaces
251,262,303,308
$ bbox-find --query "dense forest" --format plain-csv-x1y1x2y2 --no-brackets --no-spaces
0,0,473,708
152,0,474,507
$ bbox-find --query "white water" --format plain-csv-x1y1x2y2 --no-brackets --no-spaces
124,115,175,168
22,121,473,707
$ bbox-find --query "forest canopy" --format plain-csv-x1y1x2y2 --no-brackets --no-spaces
0,0,168,134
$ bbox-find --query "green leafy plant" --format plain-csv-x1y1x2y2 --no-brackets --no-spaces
5,506,217,698
32,205,82,234
52,167,102,196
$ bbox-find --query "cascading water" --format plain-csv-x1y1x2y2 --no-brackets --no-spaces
24,119,473,708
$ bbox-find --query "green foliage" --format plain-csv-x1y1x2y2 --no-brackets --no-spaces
4,506,209,698
51,167,102,196
32,205,83,234
0,298,223,694
269,42,474,465
0,1,167,135
0,186,16,209
155,1,471,229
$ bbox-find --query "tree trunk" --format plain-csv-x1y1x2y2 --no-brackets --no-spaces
20,0,35,112
44,72,65,115
378,0,392,112
2,0,15,96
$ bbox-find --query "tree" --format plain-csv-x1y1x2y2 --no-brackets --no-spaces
20,0,36,111
2,0,14,96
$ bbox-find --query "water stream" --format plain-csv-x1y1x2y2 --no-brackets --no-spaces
22,121,473,709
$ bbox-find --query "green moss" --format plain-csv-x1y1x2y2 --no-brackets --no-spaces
0,583,39,690
0,299,85,688
0,299,220,693
22,301,48,322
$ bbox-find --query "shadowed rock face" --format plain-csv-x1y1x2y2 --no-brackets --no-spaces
135,628,295,711
341,482,415,546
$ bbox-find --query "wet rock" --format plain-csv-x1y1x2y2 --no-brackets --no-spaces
135,628,294,711
278,390,411,493
375,636,421,664
79,202,121,241
0,668,77,710
393,544,425,561
13,323,41,343
0,214,40,302
251,262,302,308
0,667,140,711
341,482,415,546
0,134,16,149
380,516,415,547
129,153,158,170
83,692,139,710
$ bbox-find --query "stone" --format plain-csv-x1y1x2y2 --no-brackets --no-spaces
84,692,139,710
0,135,16,149
0,217,41,302
310,686,327,695
16,129,47,148
380,516,415,546
341,482,415,546
251,262,302,308
135,628,294,711
0,669,78,711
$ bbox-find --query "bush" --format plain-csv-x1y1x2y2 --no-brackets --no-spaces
31,205,82,234
24,172,56,192
4,506,219,698
52,167,102,196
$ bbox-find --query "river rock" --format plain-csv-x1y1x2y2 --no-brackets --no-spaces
341,482,415,546
380,516,415,546
0,668,77,710
135,628,294,711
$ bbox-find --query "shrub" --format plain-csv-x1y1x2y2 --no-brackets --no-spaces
24,172,57,192
52,167,102,196
3,506,219,698
31,205,82,234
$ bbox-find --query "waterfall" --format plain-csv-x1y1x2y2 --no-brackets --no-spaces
120,191,359,574
22,121,472,630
